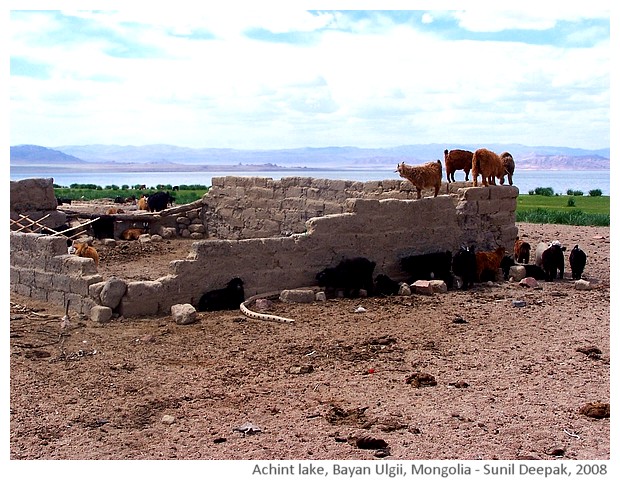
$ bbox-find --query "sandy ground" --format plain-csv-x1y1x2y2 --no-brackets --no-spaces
9,222,610,468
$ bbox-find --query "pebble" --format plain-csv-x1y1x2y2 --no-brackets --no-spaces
161,414,176,425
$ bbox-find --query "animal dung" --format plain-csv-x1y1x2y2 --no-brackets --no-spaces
579,402,610,419
288,365,314,375
355,435,388,450
405,372,437,388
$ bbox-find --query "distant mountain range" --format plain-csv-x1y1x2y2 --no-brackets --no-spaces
10,143,611,171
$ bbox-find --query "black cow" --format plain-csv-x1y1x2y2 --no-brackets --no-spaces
541,242,566,281
316,257,376,298
56,197,72,205
569,245,587,280
147,191,174,212
452,246,477,290
400,250,453,289
374,274,401,296
197,278,245,312
500,256,547,281
114,196,125,204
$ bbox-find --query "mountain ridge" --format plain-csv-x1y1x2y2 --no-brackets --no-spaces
10,143,611,171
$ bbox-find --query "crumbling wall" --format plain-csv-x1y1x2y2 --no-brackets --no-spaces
10,178,67,231
9,233,101,314
10,176,518,318
203,176,469,239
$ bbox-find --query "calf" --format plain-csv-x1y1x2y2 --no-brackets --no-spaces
472,148,505,187
400,250,453,289
73,241,99,267
147,191,174,212
396,160,443,199
541,242,566,281
121,227,146,240
197,278,245,312
444,149,473,183
137,195,148,210
569,245,587,280
513,237,531,264
499,151,515,186
451,246,477,290
374,274,401,296
316,257,376,298
475,246,506,282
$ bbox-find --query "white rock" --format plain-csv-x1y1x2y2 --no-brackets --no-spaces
171,303,198,325
575,279,592,290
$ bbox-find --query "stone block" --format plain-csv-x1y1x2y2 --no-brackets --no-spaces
91,306,113,323
279,289,316,303
412,280,433,295
429,280,448,293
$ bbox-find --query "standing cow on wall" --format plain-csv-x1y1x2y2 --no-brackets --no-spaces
444,149,473,183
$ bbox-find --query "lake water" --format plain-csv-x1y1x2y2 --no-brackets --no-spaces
10,166,611,196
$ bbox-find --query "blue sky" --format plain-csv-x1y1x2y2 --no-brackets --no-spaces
7,1,611,150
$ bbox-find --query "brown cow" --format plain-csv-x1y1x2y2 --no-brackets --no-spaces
499,151,515,186
73,242,99,267
513,237,531,264
137,195,148,210
475,246,506,281
121,228,146,240
396,160,442,199
444,149,473,183
472,148,505,186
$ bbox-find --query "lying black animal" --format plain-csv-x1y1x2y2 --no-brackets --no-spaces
374,274,401,296
400,250,453,289
197,278,245,311
569,245,587,280
452,246,477,290
316,257,376,298
500,256,547,280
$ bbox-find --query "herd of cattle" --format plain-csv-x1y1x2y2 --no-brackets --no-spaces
195,239,588,312
63,145,588,313
396,147,515,199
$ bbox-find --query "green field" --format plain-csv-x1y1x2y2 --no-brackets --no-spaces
54,184,210,205
516,194,609,226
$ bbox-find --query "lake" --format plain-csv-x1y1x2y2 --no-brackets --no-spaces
10,166,610,196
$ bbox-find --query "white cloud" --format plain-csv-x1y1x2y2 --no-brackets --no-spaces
8,7,610,149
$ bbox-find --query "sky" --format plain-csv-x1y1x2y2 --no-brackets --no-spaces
6,1,612,151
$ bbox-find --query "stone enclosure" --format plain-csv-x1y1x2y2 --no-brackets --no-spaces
10,176,518,318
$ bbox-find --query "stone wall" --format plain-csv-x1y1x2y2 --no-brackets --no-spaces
9,233,102,314
203,175,470,239
10,178,67,231
10,176,518,318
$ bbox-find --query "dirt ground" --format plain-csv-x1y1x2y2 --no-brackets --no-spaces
9,221,610,464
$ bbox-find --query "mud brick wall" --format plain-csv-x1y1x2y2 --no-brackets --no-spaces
9,233,102,314
10,178,67,231
10,176,518,318
202,176,469,239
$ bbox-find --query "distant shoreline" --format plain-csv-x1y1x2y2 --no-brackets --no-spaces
9,163,611,174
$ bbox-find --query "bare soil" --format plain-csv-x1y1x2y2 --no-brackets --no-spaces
9,221,610,462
